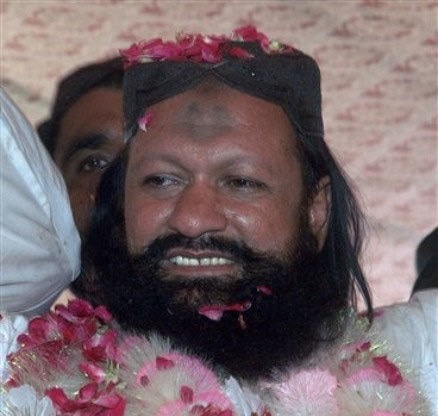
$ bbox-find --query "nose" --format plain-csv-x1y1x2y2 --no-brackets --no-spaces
167,183,227,239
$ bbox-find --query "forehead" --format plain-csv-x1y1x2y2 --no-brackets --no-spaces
58,87,122,130
51,87,124,170
55,87,123,147
130,81,296,151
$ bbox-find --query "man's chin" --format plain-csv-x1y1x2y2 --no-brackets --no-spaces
169,287,228,311
159,275,242,312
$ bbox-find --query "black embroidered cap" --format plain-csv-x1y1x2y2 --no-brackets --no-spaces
122,30,323,143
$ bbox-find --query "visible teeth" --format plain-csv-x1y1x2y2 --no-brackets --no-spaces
170,256,232,266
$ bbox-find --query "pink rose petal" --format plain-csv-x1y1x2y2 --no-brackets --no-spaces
372,356,403,386
198,301,251,321
199,308,224,321
138,111,153,132
156,355,175,370
180,385,194,404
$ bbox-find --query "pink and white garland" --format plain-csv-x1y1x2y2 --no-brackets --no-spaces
0,299,429,416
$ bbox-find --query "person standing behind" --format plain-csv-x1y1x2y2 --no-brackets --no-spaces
37,57,125,307
37,57,125,238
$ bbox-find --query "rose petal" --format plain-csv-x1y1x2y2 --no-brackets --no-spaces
199,308,224,321
138,111,153,132
198,302,251,321
180,385,194,404
156,356,175,370
372,356,403,386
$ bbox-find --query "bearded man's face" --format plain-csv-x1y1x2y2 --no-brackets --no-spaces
91,82,339,380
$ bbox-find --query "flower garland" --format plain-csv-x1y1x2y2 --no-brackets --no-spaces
0,299,429,415
119,25,293,69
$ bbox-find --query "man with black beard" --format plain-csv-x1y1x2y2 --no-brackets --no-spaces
71,28,433,414
76,31,370,378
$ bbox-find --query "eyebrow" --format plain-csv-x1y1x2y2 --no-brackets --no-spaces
60,133,110,168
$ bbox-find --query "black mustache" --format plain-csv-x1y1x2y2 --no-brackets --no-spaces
128,233,308,296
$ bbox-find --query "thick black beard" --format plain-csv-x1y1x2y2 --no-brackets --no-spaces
92,226,347,381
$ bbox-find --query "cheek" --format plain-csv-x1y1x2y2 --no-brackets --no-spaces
124,194,170,253
228,197,302,254
67,187,95,235
65,175,103,235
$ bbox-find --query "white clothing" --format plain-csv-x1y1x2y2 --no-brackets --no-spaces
0,88,80,316
373,289,438,414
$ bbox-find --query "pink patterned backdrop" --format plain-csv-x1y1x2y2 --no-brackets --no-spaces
1,0,437,307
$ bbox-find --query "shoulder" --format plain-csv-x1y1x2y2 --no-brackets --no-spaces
0,88,80,316
371,289,438,411
372,289,437,367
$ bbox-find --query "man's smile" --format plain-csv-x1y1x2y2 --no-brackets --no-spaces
169,255,233,267
161,250,238,278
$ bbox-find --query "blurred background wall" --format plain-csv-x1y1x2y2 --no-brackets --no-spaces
1,0,436,307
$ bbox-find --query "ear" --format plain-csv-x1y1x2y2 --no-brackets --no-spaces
308,176,331,251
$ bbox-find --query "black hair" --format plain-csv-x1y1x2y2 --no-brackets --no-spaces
294,132,371,318
37,57,124,155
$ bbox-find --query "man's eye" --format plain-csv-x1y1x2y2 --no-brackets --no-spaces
79,156,110,172
227,178,264,190
143,175,180,188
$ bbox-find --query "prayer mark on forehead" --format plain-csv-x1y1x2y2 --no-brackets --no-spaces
175,101,236,140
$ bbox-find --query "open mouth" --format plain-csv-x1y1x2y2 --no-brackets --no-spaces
161,250,238,279
169,255,233,267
